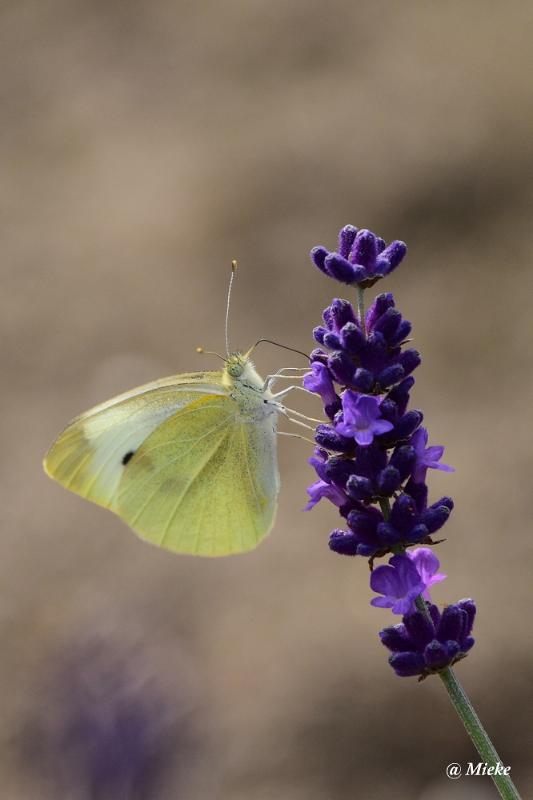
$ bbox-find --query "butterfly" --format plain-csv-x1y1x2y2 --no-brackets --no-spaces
43,264,310,556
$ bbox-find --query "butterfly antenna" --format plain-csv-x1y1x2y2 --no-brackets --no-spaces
196,346,226,363
225,259,238,357
248,338,309,361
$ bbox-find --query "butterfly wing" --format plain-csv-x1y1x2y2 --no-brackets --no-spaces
43,372,226,509
115,394,280,556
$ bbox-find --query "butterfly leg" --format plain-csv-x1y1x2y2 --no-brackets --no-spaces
272,403,321,431
262,368,310,393
271,387,322,419
277,431,316,447
280,415,316,432
282,406,324,425
269,384,315,401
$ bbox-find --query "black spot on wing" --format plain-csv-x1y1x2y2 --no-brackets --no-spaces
122,450,135,465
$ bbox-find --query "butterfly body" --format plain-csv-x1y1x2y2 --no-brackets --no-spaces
44,353,282,556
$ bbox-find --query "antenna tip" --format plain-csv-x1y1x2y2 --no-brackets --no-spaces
231,259,238,272
196,346,204,354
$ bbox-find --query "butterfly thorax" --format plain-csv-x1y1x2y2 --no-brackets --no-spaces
223,353,277,420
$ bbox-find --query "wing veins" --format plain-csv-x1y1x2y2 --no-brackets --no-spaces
122,413,232,527
239,426,264,545
117,411,232,513
72,379,225,426
160,428,231,549
127,400,232,461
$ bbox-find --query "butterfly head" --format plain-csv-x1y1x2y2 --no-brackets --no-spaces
222,352,265,394
225,352,247,378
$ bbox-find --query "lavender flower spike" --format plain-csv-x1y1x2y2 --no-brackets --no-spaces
305,226,454,561
336,391,394,446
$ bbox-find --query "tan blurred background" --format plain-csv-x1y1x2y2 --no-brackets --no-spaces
1,1,532,798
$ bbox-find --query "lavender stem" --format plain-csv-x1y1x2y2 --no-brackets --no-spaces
438,667,520,799
357,285,366,337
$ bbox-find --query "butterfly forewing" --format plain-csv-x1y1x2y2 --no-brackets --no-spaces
43,373,226,509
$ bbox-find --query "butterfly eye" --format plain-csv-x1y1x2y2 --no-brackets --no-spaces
227,362,244,378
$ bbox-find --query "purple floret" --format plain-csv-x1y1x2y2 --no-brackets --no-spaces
311,226,407,288
410,427,455,484
305,479,348,511
370,555,425,615
380,599,476,678
303,361,338,410
370,548,446,615
407,547,446,600
336,392,394,446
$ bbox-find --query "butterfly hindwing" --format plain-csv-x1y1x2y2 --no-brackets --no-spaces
116,394,279,556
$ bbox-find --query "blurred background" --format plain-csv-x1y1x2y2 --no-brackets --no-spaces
1,1,532,798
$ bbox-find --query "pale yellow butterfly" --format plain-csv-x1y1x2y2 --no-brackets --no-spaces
43,263,309,556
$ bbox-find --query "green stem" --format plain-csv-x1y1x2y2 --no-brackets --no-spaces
378,498,390,519
379,501,521,798
438,667,520,799
357,286,366,337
